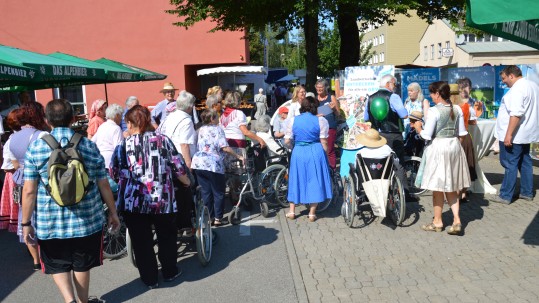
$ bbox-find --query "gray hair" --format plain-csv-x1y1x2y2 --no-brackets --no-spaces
407,82,424,101
223,91,241,108
206,94,219,109
105,103,124,120
125,96,139,108
254,115,271,132
176,90,196,111
315,79,329,91
258,88,264,93
379,74,396,87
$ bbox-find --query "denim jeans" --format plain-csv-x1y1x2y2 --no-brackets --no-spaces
195,169,226,220
499,141,533,201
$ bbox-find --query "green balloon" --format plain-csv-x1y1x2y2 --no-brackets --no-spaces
370,97,389,121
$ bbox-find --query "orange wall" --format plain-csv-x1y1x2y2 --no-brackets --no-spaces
0,0,248,109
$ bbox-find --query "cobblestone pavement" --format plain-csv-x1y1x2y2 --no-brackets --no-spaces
282,154,539,303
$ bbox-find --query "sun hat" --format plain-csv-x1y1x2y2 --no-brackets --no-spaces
160,82,179,93
278,106,289,114
357,128,387,148
409,111,423,122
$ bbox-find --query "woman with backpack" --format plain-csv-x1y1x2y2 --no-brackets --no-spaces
110,105,191,289
9,103,49,270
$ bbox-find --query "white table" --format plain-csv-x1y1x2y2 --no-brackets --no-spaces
468,119,497,194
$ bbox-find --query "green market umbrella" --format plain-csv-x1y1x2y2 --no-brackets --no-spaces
0,44,107,89
466,0,539,49
0,59,39,83
95,58,167,81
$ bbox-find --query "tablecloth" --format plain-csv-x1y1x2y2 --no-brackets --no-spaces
468,119,497,194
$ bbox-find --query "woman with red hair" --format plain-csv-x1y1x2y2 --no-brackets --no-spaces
87,99,107,139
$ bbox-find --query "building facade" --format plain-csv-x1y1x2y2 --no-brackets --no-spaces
360,11,429,66
0,0,248,111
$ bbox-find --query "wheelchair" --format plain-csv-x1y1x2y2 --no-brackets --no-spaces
226,144,288,225
342,152,406,227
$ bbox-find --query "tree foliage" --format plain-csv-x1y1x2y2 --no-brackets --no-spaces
318,25,340,78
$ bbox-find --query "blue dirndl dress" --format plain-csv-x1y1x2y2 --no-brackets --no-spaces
287,113,333,204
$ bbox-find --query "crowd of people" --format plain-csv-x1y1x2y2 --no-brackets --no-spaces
0,64,537,302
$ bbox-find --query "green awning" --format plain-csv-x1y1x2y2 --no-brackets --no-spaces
0,44,107,89
95,58,167,81
466,0,539,50
0,59,38,82
49,52,141,82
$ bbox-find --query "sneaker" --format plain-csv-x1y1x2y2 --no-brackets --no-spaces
88,296,106,303
164,268,182,282
489,195,511,205
519,195,534,201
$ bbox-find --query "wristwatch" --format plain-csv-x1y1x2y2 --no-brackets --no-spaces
21,221,32,227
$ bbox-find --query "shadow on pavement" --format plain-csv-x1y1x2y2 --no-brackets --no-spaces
101,225,279,302
522,210,539,246
0,231,36,302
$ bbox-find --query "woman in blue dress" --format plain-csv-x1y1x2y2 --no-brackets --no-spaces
284,96,332,222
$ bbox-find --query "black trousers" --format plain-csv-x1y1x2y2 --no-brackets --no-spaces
124,212,178,286
380,132,408,191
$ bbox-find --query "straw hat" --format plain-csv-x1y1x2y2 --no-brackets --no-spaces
449,83,459,95
409,111,423,122
160,82,179,93
357,128,387,148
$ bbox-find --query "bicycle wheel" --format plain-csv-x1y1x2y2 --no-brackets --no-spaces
404,156,427,196
387,173,406,226
342,176,356,227
274,167,289,207
196,205,212,266
103,213,127,259
260,164,285,204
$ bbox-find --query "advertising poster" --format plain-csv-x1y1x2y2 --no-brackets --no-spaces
400,68,440,104
342,65,394,121
446,66,495,118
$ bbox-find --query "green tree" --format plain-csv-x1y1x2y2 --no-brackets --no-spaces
358,33,375,66
318,25,340,78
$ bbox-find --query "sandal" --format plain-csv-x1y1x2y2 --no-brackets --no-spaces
421,222,442,232
307,214,317,222
447,223,462,235
285,212,295,220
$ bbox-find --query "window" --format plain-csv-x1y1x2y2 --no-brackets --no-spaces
465,34,476,42
438,43,442,58
380,52,385,62
373,55,378,63
445,41,450,49
54,86,86,115
423,46,428,61
430,44,434,59
380,34,384,44
374,37,378,46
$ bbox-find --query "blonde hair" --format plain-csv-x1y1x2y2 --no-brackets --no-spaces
206,86,222,98
291,86,306,103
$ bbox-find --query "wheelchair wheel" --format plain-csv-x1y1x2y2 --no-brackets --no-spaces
126,229,137,268
103,213,127,259
260,201,270,217
342,176,356,227
388,173,406,226
229,206,242,225
196,205,212,266
274,167,289,207
260,164,286,203
404,156,427,196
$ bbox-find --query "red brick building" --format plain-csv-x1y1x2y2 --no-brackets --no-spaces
0,0,248,110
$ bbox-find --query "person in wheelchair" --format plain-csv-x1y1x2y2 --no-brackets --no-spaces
253,115,282,157
352,129,395,193
404,111,425,157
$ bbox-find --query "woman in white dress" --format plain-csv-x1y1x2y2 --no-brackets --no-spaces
413,81,470,235
287,86,306,119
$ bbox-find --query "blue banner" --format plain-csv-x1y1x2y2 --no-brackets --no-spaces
400,68,440,104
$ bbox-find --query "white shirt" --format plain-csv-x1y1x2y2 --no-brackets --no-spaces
91,119,122,168
420,105,467,141
162,109,197,158
256,131,282,156
220,109,248,140
2,137,15,170
496,78,539,144
357,144,393,159
287,101,301,119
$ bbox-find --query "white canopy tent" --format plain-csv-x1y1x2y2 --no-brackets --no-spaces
197,66,267,101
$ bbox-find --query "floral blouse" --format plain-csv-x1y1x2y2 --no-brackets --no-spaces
191,125,229,174
110,132,187,214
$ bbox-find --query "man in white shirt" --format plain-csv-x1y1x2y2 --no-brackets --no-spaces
161,90,197,169
491,65,539,204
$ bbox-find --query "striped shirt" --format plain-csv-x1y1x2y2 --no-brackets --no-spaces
24,127,107,240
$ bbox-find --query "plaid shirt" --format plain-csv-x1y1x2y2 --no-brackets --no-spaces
24,127,107,240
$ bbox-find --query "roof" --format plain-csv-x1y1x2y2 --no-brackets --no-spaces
457,41,539,53
197,66,266,76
